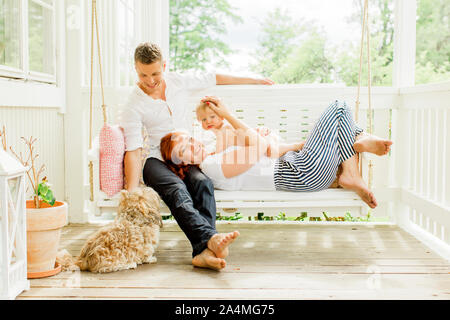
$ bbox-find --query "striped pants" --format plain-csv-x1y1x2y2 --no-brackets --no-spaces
274,100,363,192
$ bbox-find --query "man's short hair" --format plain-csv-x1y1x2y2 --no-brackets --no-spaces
134,42,163,64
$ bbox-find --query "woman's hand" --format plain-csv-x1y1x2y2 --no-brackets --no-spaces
255,126,271,137
201,96,231,118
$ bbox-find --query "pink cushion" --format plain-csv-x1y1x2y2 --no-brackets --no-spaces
99,124,125,197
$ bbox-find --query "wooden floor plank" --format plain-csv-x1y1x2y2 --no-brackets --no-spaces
31,264,450,277
18,223,450,300
59,240,433,252
17,287,450,300
29,273,450,291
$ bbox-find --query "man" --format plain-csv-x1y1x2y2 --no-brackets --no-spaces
120,42,273,270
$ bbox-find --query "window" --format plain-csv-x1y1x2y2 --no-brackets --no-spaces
0,0,56,83
83,0,168,87
0,0,21,70
28,0,55,77
118,0,139,86
169,0,395,86
415,0,450,84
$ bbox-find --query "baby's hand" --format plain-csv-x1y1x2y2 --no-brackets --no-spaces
201,96,230,118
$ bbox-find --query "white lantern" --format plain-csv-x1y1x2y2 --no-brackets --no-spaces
0,148,29,299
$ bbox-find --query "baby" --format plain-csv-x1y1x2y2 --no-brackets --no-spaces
195,100,304,157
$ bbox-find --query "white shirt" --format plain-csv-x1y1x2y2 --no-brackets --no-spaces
119,71,216,160
199,129,217,154
200,146,277,191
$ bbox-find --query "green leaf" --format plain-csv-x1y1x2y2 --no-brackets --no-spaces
36,179,56,206
37,182,48,196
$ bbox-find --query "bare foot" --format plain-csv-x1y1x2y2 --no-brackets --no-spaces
192,248,226,271
354,134,393,156
207,231,240,259
338,172,378,208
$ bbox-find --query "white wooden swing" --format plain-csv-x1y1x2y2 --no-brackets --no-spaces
89,0,378,219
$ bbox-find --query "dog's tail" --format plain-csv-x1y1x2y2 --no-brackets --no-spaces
56,249,80,272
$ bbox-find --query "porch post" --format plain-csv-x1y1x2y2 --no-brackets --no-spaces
392,0,417,226
393,0,417,87
64,0,89,222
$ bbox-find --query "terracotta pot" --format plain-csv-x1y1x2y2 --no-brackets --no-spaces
26,200,67,278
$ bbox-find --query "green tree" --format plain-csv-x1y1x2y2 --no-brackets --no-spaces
415,0,450,84
251,2,394,85
337,0,450,86
271,32,334,84
250,8,301,78
251,8,333,84
334,0,394,86
169,0,242,72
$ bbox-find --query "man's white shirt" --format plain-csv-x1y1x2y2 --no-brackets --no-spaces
119,71,216,161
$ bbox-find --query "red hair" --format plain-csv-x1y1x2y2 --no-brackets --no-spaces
160,132,199,180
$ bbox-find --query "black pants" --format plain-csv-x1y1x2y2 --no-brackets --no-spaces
143,157,218,257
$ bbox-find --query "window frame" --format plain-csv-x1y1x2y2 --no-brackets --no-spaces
0,0,57,84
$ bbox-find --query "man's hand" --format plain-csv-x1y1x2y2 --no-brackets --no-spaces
257,78,275,85
216,74,275,86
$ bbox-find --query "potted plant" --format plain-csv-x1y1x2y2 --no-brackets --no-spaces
9,134,67,279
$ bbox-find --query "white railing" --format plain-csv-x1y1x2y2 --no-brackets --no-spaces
393,82,450,256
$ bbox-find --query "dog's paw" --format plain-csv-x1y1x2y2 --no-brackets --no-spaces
144,256,157,264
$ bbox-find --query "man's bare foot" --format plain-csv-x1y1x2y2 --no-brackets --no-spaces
338,172,378,208
354,134,393,156
207,231,240,259
192,248,226,271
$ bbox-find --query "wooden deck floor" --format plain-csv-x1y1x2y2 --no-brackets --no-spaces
18,222,450,300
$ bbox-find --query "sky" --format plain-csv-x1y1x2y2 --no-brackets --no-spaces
214,0,360,77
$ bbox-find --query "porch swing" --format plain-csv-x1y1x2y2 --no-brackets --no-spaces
90,0,377,217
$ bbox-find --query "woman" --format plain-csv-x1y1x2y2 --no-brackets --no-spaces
160,96,393,209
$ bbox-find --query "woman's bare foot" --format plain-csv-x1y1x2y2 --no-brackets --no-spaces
207,231,240,258
192,248,226,271
338,172,378,208
354,133,393,156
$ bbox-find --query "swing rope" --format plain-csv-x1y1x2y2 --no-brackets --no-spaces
355,0,374,189
88,0,107,201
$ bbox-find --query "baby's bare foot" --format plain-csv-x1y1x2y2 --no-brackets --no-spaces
208,231,240,258
354,134,393,156
192,249,226,271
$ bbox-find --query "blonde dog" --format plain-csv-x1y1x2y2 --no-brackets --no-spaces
58,187,162,273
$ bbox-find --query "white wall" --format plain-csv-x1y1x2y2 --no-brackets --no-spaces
0,107,65,201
